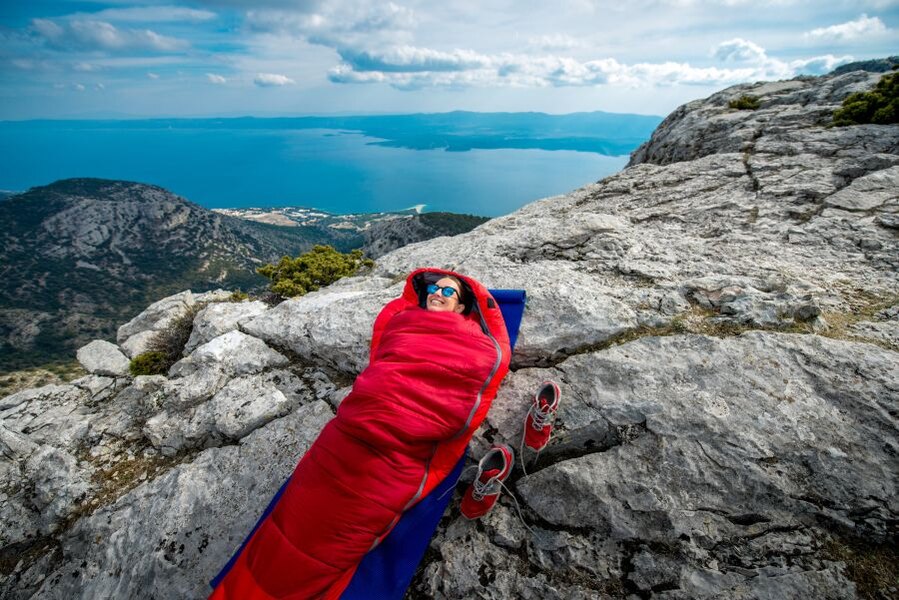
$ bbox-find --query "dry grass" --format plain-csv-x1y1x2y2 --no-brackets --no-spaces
0,362,86,397
80,448,185,516
824,537,899,600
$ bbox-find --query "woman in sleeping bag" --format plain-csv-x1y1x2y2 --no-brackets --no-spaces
210,268,512,599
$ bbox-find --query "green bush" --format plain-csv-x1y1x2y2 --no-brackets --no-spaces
129,351,169,376
728,95,761,110
149,305,201,361
256,245,374,298
129,304,203,376
833,72,899,126
229,289,249,302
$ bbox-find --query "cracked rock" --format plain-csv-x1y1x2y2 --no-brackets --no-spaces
76,340,131,377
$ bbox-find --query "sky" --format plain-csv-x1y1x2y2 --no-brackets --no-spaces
0,0,896,119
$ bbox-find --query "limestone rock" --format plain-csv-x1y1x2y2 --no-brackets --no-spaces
76,340,131,377
193,289,235,303
171,330,288,378
16,402,333,599
184,300,269,353
628,71,897,167
0,423,38,461
25,446,91,533
119,330,158,360
0,384,93,449
117,290,195,357
70,375,119,404
241,285,397,375
144,375,294,454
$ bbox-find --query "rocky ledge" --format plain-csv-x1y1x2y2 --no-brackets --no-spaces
1,68,897,599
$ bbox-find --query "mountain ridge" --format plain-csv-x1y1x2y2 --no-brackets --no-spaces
0,178,486,371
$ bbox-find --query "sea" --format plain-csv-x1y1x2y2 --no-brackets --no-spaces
0,116,644,217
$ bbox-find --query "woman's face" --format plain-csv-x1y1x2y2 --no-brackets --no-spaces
426,277,465,313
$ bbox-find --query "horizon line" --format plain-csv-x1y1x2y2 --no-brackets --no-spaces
0,108,665,123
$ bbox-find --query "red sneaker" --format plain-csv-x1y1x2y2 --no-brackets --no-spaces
523,381,561,452
460,444,514,519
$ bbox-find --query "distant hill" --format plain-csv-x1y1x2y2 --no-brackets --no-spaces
11,111,662,156
0,179,487,371
214,206,489,259
362,212,490,258
831,56,899,75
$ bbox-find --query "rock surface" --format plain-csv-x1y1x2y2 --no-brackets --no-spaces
75,340,130,377
184,300,268,353
1,68,897,599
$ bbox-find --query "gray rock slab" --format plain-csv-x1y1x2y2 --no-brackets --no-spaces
848,319,899,350
0,384,93,449
184,300,269,353
12,401,333,599
193,289,234,303
119,329,158,359
117,290,195,344
25,446,91,534
76,340,131,377
824,166,899,212
171,330,288,379
144,375,295,454
241,286,398,375
420,331,895,598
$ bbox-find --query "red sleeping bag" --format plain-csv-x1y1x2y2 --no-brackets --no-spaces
210,268,512,599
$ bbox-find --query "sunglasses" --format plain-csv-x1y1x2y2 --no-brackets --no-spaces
427,283,459,298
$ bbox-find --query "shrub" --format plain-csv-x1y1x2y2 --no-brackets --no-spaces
129,351,169,376
728,95,761,110
229,289,249,302
129,303,204,376
149,305,202,361
832,72,899,126
256,245,374,298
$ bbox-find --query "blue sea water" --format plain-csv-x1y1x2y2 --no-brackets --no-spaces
0,123,630,217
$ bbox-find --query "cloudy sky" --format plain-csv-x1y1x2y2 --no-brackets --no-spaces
0,0,896,119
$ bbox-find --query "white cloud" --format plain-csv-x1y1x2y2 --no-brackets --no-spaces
327,39,855,91
328,51,759,90
712,38,768,63
246,2,415,49
254,72,294,86
338,46,489,72
147,72,160,79
81,56,185,68
527,34,584,52
788,54,853,75
804,14,888,43
73,62,100,72
30,18,189,52
86,6,217,23
206,73,227,83
710,38,853,78
95,83,105,90
74,83,85,91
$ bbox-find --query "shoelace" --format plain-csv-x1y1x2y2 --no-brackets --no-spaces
529,401,555,430
496,478,536,535
471,475,496,501
451,465,536,535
